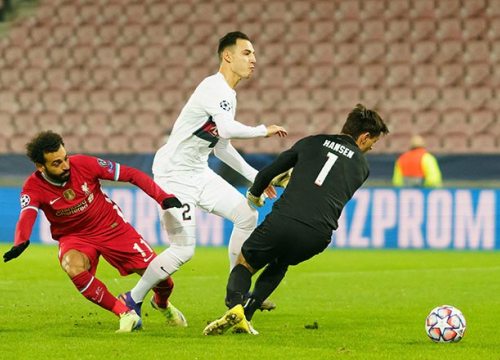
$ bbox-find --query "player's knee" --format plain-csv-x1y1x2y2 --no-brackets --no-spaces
232,201,258,231
169,243,195,264
61,250,90,277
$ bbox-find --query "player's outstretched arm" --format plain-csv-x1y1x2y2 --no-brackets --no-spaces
118,165,182,209
265,125,288,138
3,241,30,262
4,209,37,262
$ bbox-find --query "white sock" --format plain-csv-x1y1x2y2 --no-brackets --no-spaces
228,227,253,271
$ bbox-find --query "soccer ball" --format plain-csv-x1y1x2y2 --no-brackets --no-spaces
425,305,466,343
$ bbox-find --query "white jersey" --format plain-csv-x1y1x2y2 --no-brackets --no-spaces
153,72,267,182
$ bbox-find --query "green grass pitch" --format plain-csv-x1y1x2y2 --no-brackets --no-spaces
0,245,499,360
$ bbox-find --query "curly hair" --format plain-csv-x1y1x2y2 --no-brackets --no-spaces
26,131,65,164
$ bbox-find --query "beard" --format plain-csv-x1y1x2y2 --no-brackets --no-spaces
44,168,70,183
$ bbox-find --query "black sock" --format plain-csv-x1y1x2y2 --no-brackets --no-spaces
225,264,253,309
245,260,288,320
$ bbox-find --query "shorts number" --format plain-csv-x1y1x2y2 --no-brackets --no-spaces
182,203,192,221
133,238,154,259
315,152,338,186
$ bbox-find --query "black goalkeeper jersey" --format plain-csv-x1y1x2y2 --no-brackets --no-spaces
250,134,370,237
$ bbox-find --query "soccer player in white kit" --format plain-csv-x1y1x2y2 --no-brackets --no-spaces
120,32,287,321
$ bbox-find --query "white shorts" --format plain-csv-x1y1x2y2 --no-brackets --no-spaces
154,168,247,245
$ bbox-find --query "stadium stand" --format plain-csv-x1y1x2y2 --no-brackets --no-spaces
0,0,498,155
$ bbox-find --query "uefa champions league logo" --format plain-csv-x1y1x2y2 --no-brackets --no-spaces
20,194,30,208
219,100,232,111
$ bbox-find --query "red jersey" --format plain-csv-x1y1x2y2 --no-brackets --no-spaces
17,155,170,243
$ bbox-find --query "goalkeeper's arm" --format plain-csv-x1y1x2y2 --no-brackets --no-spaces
248,147,297,199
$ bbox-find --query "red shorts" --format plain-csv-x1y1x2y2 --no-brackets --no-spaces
58,224,157,276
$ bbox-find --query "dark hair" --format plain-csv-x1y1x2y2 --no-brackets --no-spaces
26,130,65,164
217,31,251,60
341,104,389,139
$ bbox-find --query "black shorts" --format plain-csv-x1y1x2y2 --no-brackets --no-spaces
241,213,331,270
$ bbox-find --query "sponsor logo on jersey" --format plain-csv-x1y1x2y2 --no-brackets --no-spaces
193,117,219,148
63,189,76,201
219,100,232,111
97,158,107,167
55,199,89,216
20,194,31,208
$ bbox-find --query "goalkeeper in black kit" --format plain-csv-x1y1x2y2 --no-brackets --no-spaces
203,104,389,335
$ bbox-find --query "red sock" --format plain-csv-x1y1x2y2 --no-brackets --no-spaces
71,271,129,316
152,277,174,309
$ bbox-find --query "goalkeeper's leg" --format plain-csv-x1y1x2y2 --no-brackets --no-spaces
244,260,288,320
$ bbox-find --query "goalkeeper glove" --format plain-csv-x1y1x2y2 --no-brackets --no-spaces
246,190,265,208
271,169,293,188
3,240,30,262
161,196,183,209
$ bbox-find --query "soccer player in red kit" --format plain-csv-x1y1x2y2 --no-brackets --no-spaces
3,131,186,332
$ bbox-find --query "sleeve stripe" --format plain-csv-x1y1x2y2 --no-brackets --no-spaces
21,206,39,213
114,163,120,181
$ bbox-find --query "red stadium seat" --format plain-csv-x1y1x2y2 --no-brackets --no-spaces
85,111,110,135
441,132,469,153
468,109,495,134
488,17,500,41
439,63,464,87
439,109,468,134
334,64,361,89
311,1,335,21
335,20,360,43
337,0,361,20
387,64,412,87
360,19,385,42
88,89,114,113
470,87,493,110
386,0,410,19
284,65,309,88
463,18,488,41
361,0,385,20
360,42,385,65
262,2,286,22
462,0,486,18
38,111,62,133
414,86,439,110
287,21,311,43
411,0,435,18
311,42,334,65
17,90,40,112
0,111,15,137
311,21,334,43
437,18,462,41
288,1,310,21
411,19,436,42
386,19,411,43
414,110,440,134
414,64,439,87
65,90,88,112
465,63,491,87
435,40,462,64
437,0,461,18
441,87,468,111
469,133,497,153
283,42,309,65
464,41,490,63
387,109,413,135
386,43,411,64
22,66,45,90
71,45,94,67
361,64,385,87
334,43,360,64
41,89,65,112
